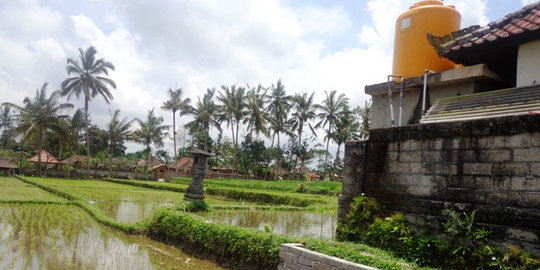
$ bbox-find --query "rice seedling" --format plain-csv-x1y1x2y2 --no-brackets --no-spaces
0,177,65,202
0,204,225,269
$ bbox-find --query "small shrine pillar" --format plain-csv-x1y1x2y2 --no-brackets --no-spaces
184,149,211,201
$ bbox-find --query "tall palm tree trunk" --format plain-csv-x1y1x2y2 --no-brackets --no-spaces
38,127,43,176
109,142,113,176
85,96,90,179
325,123,332,179
172,110,177,159
68,145,72,178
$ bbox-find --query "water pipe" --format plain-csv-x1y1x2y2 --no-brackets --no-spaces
387,75,404,127
422,69,435,116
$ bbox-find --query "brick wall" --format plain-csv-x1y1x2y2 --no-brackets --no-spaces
278,243,378,270
339,114,540,252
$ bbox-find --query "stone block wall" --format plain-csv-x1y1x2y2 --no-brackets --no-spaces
278,244,378,270
339,114,540,252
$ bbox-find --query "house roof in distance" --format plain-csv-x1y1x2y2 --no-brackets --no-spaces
0,157,18,169
60,155,88,164
428,2,540,64
170,157,193,170
28,150,59,164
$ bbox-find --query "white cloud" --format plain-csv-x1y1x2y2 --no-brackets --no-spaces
521,0,538,6
0,0,492,155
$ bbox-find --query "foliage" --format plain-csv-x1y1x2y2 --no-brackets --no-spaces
133,108,168,172
337,196,540,269
161,87,190,159
147,208,293,269
180,200,211,212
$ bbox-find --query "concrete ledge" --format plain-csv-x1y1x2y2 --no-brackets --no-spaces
279,243,379,270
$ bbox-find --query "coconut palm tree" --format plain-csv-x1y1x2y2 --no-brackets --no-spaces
267,79,292,150
289,92,317,175
133,108,168,173
355,100,372,140
333,104,360,163
65,109,84,178
315,90,349,171
108,109,133,176
3,83,73,175
244,84,269,138
217,84,246,151
161,87,190,159
183,88,221,151
61,46,116,176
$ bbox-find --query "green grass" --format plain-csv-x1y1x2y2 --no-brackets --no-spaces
171,176,342,195
105,177,338,211
0,177,66,202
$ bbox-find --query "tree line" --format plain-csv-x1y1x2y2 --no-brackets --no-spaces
1,46,372,179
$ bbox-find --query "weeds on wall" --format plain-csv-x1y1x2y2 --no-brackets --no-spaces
336,196,540,269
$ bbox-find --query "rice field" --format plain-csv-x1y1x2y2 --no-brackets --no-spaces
0,177,65,202
0,204,224,269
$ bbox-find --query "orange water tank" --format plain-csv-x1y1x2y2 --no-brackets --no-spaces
392,0,461,79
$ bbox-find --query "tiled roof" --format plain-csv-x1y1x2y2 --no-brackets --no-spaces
429,2,540,60
28,150,59,164
60,155,89,164
421,84,540,123
0,157,18,169
136,157,165,167
170,157,193,170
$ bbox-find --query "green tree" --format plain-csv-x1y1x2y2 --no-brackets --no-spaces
107,109,133,175
315,90,349,171
65,109,84,178
333,104,360,170
217,84,246,152
3,83,73,175
161,87,190,159
355,100,372,140
289,92,317,175
244,84,269,138
61,46,116,176
267,79,292,150
134,108,168,172
0,105,15,148
183,88,221,151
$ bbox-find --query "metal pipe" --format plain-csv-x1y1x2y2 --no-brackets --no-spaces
399,78,404,126
387,75,403,127
422,69,435,116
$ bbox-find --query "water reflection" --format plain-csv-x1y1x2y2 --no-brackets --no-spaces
197,210,337,238
0,205,225,270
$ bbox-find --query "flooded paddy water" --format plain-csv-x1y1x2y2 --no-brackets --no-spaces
196,210,337,238
0,204,225,270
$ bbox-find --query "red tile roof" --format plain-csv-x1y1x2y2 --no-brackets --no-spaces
28,150,59,164
0,157,18,169
429,2,540,61
169,157,193,170
136,157,165,168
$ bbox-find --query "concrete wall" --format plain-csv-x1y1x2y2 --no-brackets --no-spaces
339,114,540,252
517,39,540,87
279,244,378,270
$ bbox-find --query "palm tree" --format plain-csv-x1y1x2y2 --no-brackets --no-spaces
290,92,317,151
3,83,73,175
0,105,14,148
183,88,222,151
289,92,317,175
133,108,168,173
61,46,116,177
333,105,360,163
267,79,292,150
108,109,133,176
315,90,349,171
161,87,190,159
217,85,246,151
355,100,372,140
65,109,84,178
244,84,269,138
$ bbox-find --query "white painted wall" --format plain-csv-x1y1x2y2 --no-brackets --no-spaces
517,39,540,87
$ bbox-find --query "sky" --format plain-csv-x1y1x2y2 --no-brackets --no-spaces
0,0,536,155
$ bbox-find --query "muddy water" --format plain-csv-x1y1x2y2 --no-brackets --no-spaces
0,204,225,270
197,210,337,238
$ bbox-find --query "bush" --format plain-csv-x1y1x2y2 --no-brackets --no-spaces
336,196,540,269
147,209,293,269
181,200,210,212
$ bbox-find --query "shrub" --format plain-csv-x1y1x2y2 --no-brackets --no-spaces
181,200,210,212
147,209,293,269
336,196,540,269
